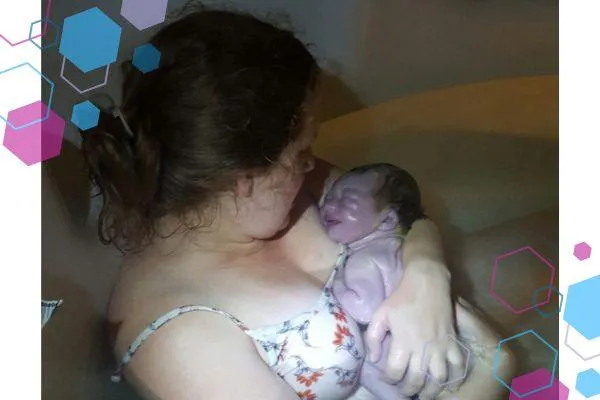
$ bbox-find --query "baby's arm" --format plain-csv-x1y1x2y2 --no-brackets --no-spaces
333,252,386,325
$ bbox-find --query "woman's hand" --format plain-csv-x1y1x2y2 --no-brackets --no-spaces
365,219,466,399
365,262,465,399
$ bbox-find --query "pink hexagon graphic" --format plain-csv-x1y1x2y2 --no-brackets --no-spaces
121,0,169,31
490,246,556,314
3,101,65,165
574,242,592,261
509,368,569,400
0,0,52,46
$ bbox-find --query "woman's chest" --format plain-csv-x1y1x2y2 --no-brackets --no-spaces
201,202,342,326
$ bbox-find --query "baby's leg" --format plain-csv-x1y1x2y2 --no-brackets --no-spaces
359,334,412,400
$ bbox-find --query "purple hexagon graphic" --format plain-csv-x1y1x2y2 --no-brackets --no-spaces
121,0,169,31
420,335,471,388
3,101,65,165
574,242,592,261
509,368,569,400
490,246,556,314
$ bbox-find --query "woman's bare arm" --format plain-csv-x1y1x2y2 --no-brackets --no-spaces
119,312,299,400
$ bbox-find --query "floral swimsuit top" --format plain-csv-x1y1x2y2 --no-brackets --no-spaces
111,245,366,400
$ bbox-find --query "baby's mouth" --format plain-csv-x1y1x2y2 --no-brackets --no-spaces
323,214,341,227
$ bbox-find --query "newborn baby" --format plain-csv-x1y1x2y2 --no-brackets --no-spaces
319,163,426,400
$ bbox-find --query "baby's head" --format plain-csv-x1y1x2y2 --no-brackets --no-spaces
320,163,425,244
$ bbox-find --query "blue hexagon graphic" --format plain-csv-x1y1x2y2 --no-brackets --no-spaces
71,101,100,131
493,329,558,398
564,274,600,340
132,44,161,73
59,7,122,73
532,285,563,318
29,19,60,50
576,369,600,398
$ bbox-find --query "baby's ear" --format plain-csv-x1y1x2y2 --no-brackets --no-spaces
378,208,399,232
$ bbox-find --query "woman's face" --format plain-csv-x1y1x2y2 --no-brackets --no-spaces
232,110,318,239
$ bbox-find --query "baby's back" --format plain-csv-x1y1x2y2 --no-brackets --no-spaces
363,236,404,297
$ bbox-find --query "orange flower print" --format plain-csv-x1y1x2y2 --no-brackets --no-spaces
333,307,347,323
297,389,317,400
297,371,324,387
333,324,352,346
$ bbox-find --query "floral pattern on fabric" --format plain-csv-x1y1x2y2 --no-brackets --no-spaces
113,245,365,399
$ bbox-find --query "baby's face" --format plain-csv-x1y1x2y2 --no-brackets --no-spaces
320,172,380,244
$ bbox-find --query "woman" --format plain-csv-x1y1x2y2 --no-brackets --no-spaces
83,8,513,400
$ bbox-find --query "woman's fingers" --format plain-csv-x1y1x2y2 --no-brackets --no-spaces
382,345,410,383
418,351,447,399
446,342,468,392
397,355,427,397
364,311,389,363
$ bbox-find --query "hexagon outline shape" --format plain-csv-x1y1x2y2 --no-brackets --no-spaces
531,285,563,318
58,6,122,73
0,62,55,130
60,56,111,95
419,334,472,388
490,246,556,314
564,324,600,361
493,329,558,398
0,0,52,46
28,19,60,50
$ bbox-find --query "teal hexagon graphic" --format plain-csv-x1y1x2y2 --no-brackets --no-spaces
532,285,563,318
132,44,161,73
71,101,100,131
493,330,558,398
59,7,122,73
576,369,600,398
563,275,600,340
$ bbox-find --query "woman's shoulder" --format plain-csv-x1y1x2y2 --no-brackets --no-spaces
107,255,214,354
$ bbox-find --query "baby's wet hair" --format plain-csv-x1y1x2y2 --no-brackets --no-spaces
345,163,426,232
